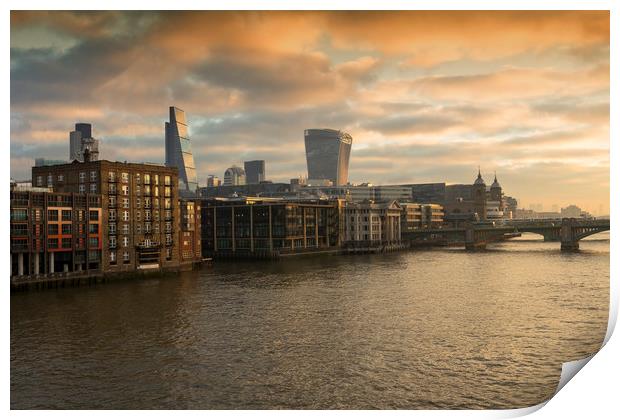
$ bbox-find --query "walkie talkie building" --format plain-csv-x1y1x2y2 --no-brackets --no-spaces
304,128,353,186
165,106,198,195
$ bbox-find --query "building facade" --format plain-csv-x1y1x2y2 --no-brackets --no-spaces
179,199,202,268
223,165,246,186
69,123,100,162
165,106,198,195
244,160,266,184
343,201,402,246
400,203,444,231
32,160,185,273
10,186,102,278
200,197,340,257
206,175,222,187
304,128,352,186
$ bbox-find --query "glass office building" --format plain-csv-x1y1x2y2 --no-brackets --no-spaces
304,129,352,186
165,106,198,195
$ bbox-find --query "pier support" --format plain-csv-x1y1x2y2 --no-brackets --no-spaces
34,253,40,275
50,252,55,274
465,225,486,251
560,218,579,252
18,253,24,276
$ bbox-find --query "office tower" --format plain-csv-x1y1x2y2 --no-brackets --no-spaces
224,165,246,186
165,106,198,194
207,175,222,187
304,129,352,186
69,123,100,162
244,160,266,184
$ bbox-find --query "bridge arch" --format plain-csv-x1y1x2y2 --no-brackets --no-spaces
574,227,610,241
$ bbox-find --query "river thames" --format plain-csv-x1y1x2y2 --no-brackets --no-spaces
10,233,609,409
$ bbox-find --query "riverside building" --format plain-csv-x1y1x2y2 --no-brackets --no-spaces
31,158,191,273
342,200,403,250
10,185,102,278
200,197,341,258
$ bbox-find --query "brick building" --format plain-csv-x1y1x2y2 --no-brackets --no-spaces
32,159,188,273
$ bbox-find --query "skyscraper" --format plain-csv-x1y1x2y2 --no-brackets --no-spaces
304,129,352,186
244,160,266,184
165,106,198,195
224,165,246,186
69,123,99,162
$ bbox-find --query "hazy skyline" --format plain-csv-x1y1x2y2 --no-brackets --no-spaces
10,11,609,214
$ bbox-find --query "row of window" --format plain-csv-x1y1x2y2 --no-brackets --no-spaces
47,237,99,249
108,234,173,248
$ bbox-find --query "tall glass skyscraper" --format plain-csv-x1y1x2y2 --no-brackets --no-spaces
165,106,198,194
304,129,353,186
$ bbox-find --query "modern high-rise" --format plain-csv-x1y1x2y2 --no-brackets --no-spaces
224,165,246,186
244,160,266,184
69,123,100,162
165,106,198,195
206,175,222,187
304,129,352,186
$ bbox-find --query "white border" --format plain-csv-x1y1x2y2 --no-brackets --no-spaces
4,1,617,418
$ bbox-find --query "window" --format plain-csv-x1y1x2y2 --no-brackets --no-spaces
90,171,97,181
90,184,97,193
122,224,129,234
62,238,72,249
109,196,116,207
47,210,58,221
109,223,116,234
136,211,141,221
58,174,64,182
165,247,172,260
89,223,99,234
136,198,141,208
154,186,159,197
121,172,129,183
154,223,160,234
122,236,129,247
79,172,86,182
47,174,53,187
11,209,28,221
48,224,59,235
108,171,116,182
122,185,129,196
165,234,172,246
164,199,171,209
89,210,99,221
164,175,171,186
79,184,85,193
110,251,117,264
144,174,150,184
136,224,141,234
36,176,43,186
123,251,130,263
122,198,129,208
62,210,72,221
109,209,117,221
153,174,159,185
109,184,117,194
47,238,58,249
62,224,72,235
89,237,99,248
109,236,117,248
122,211,129,222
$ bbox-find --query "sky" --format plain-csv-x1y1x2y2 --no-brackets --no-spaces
10,11,609,214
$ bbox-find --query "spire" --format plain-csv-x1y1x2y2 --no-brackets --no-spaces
491,171,501,189
474,166,486,186
494,171,497,183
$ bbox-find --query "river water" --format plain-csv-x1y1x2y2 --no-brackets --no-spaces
11,233,609,409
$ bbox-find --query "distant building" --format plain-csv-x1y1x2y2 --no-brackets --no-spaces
298,184,411,203
35,158,68,167
561,204,590,219
244,160,266,184
504,196,518,219
206,175,222,187
199,182,291,199
409,183,447,204
165,106,198,195
304,128,352,186
223,165,246,186
69,123,100,162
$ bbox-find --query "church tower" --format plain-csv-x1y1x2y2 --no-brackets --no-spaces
490,172,502,204
473,167,487,221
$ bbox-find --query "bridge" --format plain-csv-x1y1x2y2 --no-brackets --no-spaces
403,218,610,251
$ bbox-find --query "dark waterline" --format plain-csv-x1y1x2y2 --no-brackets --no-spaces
11,233,609,409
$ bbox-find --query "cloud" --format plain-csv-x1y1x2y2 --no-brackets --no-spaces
9,11,610,213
